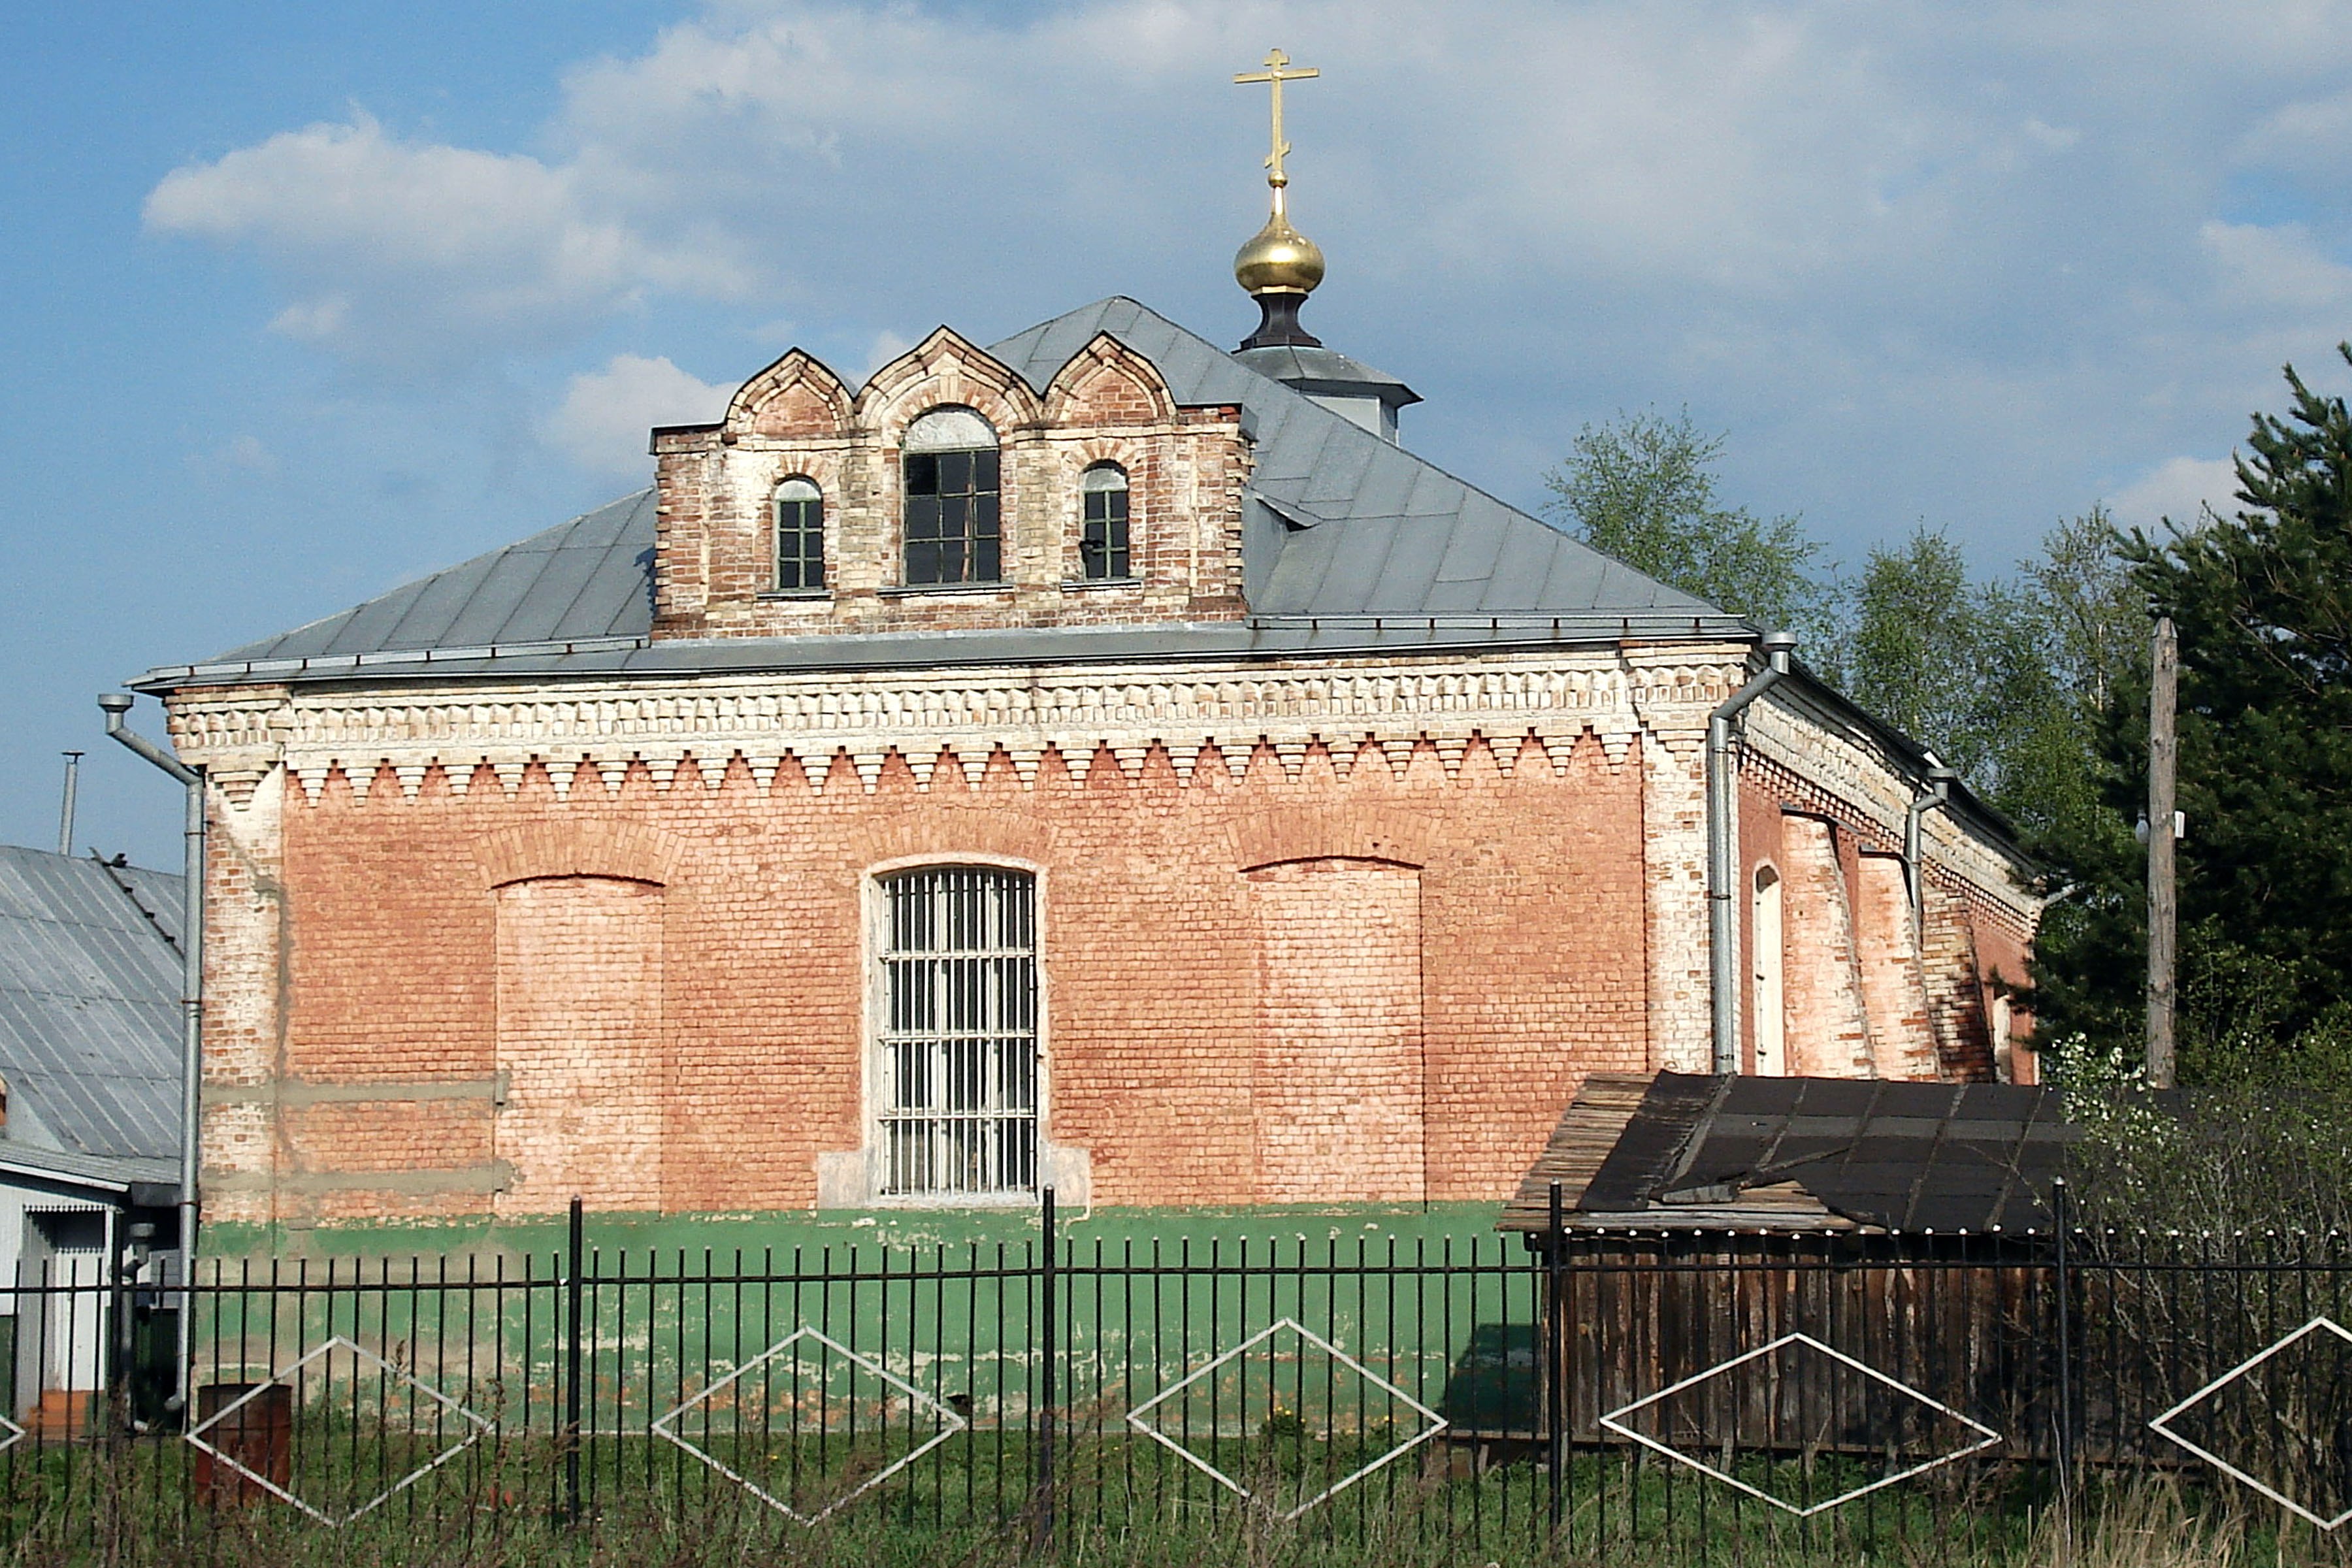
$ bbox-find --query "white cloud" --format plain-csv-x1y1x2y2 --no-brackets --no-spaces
2111,455,2240,531
859,329,915,378
144,113,751,367
140,0,2352,564
2200,219,2352,310
542,353,733,479
187,433,280,482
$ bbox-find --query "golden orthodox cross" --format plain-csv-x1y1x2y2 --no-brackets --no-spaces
1233,48,1319,188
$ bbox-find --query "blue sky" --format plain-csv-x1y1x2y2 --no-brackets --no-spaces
8,1,2352,865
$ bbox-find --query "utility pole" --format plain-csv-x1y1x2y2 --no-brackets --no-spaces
2146,616,2178,1089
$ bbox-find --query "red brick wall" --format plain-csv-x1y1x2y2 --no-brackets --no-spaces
1780,816,1876,1078
651,329,1251,642
253,732,1648,1220
1852,852,1937,1079
1246,858,1425,1203
493,876,665,1215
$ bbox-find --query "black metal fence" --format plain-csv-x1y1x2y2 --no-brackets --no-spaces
0,1188,2347,1564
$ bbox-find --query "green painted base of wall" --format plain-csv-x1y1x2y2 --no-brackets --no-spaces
199,1201,1511,1267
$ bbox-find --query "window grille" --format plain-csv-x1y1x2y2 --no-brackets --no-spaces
1081,465,1130,580
775,476,825,590
877,868,1038,1197
903,408,1002,585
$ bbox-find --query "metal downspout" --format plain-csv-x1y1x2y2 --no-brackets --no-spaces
99,693,201,1418
1706,630,1797,1075
1904,763,1961,930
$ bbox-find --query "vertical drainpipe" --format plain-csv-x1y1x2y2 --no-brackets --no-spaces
98,692,201,1417
1707,630,1798,1075
1904,762,1962,930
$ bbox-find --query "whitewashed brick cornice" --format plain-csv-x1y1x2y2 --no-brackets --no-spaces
1743,694,2038,928
165,647,1750,807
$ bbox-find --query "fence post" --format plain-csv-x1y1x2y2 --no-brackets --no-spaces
1033,1185,1058,1554
2051,1177,2075,1543
1546,1181,1565,1538
563,1194,585,1527
108,1222,133,1443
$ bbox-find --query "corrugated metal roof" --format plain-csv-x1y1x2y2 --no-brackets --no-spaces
149,300,1740,688
0,846,182,1166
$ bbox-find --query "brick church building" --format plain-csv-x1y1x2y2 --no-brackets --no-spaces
132,152,2038,1232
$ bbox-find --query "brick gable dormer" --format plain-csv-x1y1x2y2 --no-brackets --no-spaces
649,327,1252,640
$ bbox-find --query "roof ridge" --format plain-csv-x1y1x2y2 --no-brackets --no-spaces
989,299,1728,616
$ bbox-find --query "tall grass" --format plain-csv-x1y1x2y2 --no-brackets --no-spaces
0,1461,2341,1568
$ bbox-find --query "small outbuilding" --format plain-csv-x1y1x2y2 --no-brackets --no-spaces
0,845,186,1431
1484,1072,2081,1458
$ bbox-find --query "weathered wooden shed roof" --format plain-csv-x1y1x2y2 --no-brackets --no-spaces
1501,1071,2080,1236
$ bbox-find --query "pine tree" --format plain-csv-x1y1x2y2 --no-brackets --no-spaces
2034,349,2352,1083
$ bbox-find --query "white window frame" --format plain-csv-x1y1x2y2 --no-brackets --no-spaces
862,856,1047,1205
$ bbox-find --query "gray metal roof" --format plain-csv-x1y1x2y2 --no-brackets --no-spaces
1231,344,1421,409
203,489,656,668
142,298,1743,691
0,846,182,1166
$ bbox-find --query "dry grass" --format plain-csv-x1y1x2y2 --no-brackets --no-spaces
0,1466,2340,1567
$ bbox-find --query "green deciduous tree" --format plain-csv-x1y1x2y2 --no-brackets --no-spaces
1841,527,2002,776
1543,409,1844,647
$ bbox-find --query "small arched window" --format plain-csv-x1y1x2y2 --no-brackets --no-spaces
1080,464,1130,580
1752,865,1786,1077
902,407,1001,586
775,476,824,591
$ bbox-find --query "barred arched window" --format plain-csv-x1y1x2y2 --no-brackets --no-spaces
1080,463,1130,580
902,407,1001,586
877,866,1038,1197
775,476,824,591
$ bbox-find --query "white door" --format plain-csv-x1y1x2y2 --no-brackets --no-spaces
46,1250,105,1392
1752,868,1786,1076
31,1209,110,1396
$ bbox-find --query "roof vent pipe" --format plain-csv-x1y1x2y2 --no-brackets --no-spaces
98,692,201,1419
57,751,81,857
1707,630,1797,1075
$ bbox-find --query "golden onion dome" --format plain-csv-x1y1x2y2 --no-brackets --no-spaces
1233,197,1325,297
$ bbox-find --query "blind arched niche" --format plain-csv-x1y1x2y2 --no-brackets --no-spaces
493,875,664,1213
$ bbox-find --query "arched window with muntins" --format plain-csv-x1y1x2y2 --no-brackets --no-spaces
877,866,1038,1197
774,476,824,591
1080,463,1130,580
902,407,1001,585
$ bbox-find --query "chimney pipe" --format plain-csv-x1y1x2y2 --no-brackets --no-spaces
58,752,82,858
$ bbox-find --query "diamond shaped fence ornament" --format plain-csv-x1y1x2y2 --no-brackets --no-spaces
2148,1315,2352,1531
651,1328,966,1524
0,1413,22,1456
1600,1332,2002,1517
1125,1317,1448,1520
182,1335,493,1526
